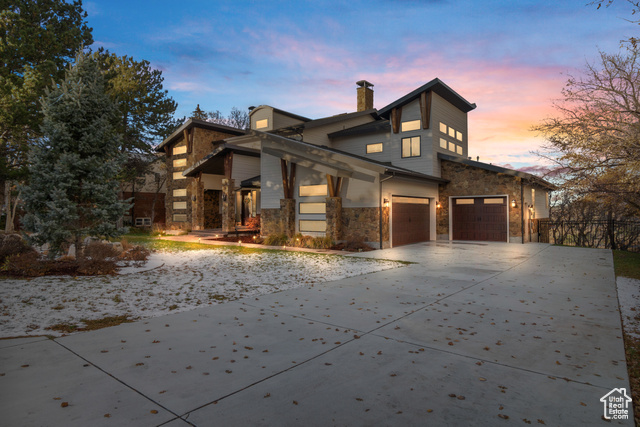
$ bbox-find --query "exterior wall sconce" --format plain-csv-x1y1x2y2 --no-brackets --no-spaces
511,199,517,208
383,198,389,207
436,201,442,209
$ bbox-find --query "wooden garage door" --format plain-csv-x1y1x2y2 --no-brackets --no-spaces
452,197,507,242
392,197,430,247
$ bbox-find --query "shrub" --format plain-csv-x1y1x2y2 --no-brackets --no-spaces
245,216,260,230
2,250,47,277
0,234,32,263
310,236,334,249
77,259,117,275
263,233,288,246
151,223,165,236
119,245,150,261
120,238,132,251
82,241,120,260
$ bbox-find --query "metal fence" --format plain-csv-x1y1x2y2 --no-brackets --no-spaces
532,219,640,252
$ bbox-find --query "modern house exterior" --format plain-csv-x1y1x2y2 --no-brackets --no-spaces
157,78,554,247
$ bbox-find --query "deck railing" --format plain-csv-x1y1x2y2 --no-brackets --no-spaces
532,219,640,252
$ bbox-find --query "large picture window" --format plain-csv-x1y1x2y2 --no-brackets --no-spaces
401,136,420,158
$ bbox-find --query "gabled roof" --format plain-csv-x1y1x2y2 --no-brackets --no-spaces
328,119,390,139
378,78,477,118
249,105,311,123
438,153,557,190
155,118,245,152
302,109,378,130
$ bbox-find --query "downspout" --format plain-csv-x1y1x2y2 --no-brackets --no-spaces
520,179,524,244
379,173,395,249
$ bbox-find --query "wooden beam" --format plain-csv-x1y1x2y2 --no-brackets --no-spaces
327,174,335,197
391,107,402,133
335,177,343,196
281,159,290,199
224,151,233,180
419,91,432,129
288,163,296,199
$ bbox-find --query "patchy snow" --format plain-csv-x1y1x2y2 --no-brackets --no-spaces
0,249,402,337
617,276,640,338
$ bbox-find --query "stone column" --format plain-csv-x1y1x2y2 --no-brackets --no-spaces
280,198,295,237
191,179,205,230
325,197,342,241
221,178,236,232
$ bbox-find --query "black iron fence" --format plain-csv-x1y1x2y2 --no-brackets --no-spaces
532,219,640,252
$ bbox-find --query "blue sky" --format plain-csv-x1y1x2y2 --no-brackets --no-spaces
86,0,636,169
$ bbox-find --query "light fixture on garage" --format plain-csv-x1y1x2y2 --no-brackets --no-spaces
511,199,517,208
436,201,442,209
383,198,389,207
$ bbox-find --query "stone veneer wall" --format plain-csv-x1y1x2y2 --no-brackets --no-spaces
342,206,390,248
260,208,281,236
325,197,342,241
204,190,222,229
438,160,523,242
280,199,296,237
165,127,239,230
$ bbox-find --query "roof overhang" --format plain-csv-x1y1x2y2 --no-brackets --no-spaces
183,143,260,177
438,153,557,190
155,118,245,152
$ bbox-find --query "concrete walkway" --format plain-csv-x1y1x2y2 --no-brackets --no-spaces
0,242,633,426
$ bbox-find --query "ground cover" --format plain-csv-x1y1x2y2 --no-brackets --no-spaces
613,250,640,426
0,240,403,338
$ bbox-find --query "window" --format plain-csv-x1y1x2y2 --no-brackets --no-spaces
456,199,474,205
546,193,549,209
401,136,420,158
456,131,463,142
366,142,383,154
300,202,326,214
531,188,535,205
173,172,185,180
135,217,151,226
439,122,447,133
401,120,420,132
173,145,187,155
173,201,187,210
173,214,187,222
173,158,187,168
299,220,326,232
483,198,504,204
173,189,187,197
299,184,327,197
448,127,455,138
255,118,268,129
448,141,456,152
392,196,429,204
456,145,463,155
440,138,447,149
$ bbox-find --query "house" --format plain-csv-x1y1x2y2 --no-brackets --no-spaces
120,154,167,228
157,78,554,246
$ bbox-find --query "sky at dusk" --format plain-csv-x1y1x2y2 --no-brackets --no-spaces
85,0,637,170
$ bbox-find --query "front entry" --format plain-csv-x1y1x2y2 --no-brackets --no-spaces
391,196,430,247
451,196,507,242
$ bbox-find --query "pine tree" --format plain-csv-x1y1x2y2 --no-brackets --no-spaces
21,51,129,257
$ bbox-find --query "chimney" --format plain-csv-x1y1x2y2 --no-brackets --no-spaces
356,80,374,112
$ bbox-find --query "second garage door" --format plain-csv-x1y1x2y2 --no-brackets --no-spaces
452,197,507,242
392,196,430,247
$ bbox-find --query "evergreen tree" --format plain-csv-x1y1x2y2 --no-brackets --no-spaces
21,51,128,257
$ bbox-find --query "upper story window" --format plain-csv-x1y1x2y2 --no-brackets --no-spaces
173,172,185,180
401,120,420,132
173,145,187,155
366,142,383,154
401,136,420,158
255,119,269,129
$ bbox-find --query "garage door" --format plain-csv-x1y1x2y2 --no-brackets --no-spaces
392,196,430,247
452,197,507,242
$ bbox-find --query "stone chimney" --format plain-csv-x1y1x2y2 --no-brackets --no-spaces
356,80,374,112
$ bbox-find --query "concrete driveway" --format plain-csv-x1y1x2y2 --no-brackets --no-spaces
0,242,633,426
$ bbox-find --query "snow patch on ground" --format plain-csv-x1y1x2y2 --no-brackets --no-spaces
617,276,640,338
0,249,403,338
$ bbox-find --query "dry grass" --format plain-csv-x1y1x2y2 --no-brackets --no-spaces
46,315,134,334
